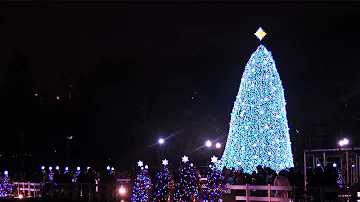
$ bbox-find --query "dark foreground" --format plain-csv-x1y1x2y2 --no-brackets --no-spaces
0,194,237,202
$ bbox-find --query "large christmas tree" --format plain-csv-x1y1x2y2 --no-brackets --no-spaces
217,28,294,173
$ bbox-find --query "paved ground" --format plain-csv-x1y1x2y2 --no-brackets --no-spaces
0,194,237,202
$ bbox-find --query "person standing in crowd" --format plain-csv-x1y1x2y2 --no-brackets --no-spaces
255,165,267,185
274,170,290,198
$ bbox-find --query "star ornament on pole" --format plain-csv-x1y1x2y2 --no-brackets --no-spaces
211,155,218,163
137,160,144,167
162,159,169,166
182,155,189,163
254,27,267,41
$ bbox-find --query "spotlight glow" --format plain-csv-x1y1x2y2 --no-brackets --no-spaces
119,187,126,195
206,140,212,147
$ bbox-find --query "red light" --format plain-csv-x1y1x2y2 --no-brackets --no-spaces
56,96,60,100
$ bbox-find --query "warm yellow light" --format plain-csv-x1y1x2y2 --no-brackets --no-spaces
35,93,38,97
254,27,267,41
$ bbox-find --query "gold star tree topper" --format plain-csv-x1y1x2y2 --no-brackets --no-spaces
254,27,267,41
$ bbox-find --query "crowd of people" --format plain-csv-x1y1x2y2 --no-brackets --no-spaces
221,166,299,186
219,165,299,198
3,170,131,184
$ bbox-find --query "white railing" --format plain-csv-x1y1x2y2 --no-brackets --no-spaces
116,178,131,183
227,184,293,202
12,182,42,198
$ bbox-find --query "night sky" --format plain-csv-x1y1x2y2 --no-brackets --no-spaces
1,2,360,171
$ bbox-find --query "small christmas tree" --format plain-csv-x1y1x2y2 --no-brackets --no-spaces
204,156,226,202
48,167,54,182
132,161,151,202
173,156,200,202
152,159,172,202
337,168,343,188
0,171,12,197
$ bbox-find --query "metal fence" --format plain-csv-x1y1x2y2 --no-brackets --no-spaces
10,181,360,202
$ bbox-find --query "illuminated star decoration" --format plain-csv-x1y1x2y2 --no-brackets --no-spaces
137,160,144,167
254,27,267,41
182,155,189,163
162,159,168,166
211,155,218,163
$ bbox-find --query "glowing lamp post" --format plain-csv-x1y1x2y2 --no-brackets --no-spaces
158,138,165,160
205,140,212,147
339,138,349,147
67,136,73,166
158,138,164,145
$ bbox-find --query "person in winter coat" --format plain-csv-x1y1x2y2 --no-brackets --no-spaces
274,170,290,198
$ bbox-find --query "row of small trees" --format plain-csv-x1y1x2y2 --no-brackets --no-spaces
131,157,226,202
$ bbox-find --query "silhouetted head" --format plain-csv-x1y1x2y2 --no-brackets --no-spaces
278,170,287,177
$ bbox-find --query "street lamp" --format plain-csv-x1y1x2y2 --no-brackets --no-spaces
215,142,221,149
339,138,349,147
158,138,164,145
158,138,165,161
206,140,212,147
67,136,73,166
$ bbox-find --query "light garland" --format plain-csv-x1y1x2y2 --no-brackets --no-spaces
217,41,294,173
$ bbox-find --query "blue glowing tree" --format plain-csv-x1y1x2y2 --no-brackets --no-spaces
216,28,294,173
